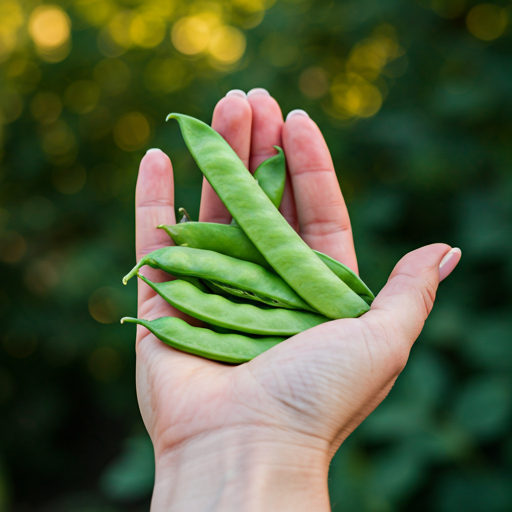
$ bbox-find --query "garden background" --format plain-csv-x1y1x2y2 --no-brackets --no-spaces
1,0,511,510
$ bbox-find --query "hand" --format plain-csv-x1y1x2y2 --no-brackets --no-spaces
133,89,461,511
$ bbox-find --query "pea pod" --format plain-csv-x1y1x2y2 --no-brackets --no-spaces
120,316,285,363
137,275,329,335
167,113,369,319
123,246,314,311
231,146,286,227
160,221,374,305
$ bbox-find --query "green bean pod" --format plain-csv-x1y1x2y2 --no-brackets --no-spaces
138,275,329,335
160,221,374,305
167,113,369,319
123,246,314,311
121,316,285,363
231,146,286,227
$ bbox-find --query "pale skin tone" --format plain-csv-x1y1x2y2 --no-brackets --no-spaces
133,89,462,511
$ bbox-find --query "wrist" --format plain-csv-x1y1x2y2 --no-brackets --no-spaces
151,426,330,512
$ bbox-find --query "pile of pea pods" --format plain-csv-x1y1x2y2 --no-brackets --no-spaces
121,114,374,364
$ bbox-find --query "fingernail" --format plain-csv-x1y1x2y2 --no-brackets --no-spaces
286,109,309,121
146,148,162,154
247,88,270,97
439,247,461,282
226,89,247,99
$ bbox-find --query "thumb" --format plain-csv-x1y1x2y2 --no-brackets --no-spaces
362,243,461,349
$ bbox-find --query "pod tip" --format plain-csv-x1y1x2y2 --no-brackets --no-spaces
166,113,178,122
120,317,139,325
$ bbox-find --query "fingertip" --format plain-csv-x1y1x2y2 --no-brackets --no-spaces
439,247,462,282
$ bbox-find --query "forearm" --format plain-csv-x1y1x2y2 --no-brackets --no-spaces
151,427,330,512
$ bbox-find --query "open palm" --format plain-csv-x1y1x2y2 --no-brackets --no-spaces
132,90,460,509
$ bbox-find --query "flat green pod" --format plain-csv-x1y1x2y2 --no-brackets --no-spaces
121,316,285,364
138,275,330,335
123,246,314,311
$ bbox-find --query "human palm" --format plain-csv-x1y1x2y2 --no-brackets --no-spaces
132,90,460,508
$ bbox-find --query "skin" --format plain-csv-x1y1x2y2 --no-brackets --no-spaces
134,91,461,511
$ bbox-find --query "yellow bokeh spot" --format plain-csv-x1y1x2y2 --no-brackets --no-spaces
130,12,166,48
347,35,404,81
208,26,246,65
113,112,151,152
171,16,212,55
64,80,100,115
28,5,71,50
330,73,382,119
107,11,135,49
144,58,186,93
466,4,508,41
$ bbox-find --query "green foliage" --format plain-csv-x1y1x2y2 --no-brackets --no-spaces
1,0,511,510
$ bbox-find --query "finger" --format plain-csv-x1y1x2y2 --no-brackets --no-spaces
282,110,358,272
135,149,176,312
199,92,252,224
247,89,298,228
363,244,460,350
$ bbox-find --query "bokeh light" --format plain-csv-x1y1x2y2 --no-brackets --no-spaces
466,4,508,41
28,5,71,62
208,26,246,65
330,73,383,119
171,16,212,55
129,11,166,48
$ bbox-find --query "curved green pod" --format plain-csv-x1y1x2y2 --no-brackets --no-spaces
160,221,374,305
161,222,271,270
167,113,369,319
121,316,285,364
138,275,330,335
253,146,286,209
123,246,314,311
231,146,286,227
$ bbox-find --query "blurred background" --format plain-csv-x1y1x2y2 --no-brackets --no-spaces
1,0,511,510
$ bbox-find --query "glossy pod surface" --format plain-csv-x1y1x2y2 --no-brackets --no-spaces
123,246,314,311
138,275,330,335
121,316,285,363
168,114,369,319
162,222,374,305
